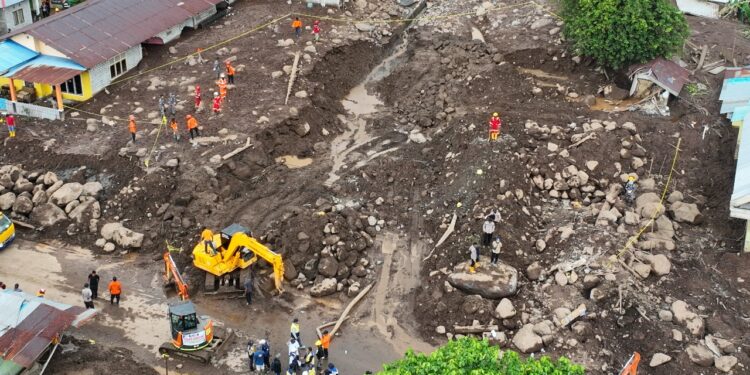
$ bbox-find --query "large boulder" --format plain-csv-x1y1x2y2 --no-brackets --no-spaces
41,172,59,186
12,196,33,215
100,222,144,249
49,183,83,206
686,344,714,367
0,192,16,210
512,324,543,353
68,200,101,224
30,203,68,226
81,181,104,198
309,278,337,297
672,300,704,336
669,201,703,224
635,192,664,219
317,256,339,278
13,178,34,193
447,261,518,299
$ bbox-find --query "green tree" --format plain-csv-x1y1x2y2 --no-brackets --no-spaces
561,0,689,70
380,337,585,374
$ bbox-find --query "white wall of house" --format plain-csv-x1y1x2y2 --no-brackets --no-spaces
1,1,33,34
89,45,143,95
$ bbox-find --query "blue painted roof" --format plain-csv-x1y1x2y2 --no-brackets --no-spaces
719,77,750,102
731,106,750,122
5,54,85,75
0,40,38,74
0,0,26,8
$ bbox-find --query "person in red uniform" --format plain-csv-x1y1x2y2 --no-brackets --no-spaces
312,20,321,43
212,92,222,113
194,85,202,111
6,114,16,138
489,112,501,141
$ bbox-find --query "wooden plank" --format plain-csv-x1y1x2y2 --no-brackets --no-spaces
696,45,709,70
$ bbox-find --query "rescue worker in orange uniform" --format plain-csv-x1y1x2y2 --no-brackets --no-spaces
292,17,302,39
489,112,501,141
186,114,199,140
226,61,235,85
128,115,137,143
319,330,331,359
108,276,122,305
218,74,228,102
169,117,179,142
212,92,222,114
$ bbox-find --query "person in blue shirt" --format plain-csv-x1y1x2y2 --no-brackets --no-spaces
254,349,266,372
325,363,338,375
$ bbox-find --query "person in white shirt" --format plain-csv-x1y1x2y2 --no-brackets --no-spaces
491,236,502,264
82,283,94,309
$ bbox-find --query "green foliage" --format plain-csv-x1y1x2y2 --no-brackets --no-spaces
380,338,585,375
560,0,689,70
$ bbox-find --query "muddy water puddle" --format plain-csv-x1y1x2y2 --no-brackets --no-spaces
326,34,411,187
276,154,313,169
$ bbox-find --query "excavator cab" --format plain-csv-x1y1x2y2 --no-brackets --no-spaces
167,301,213,351
220,224,254,263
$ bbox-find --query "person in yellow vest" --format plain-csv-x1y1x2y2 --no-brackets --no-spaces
201,228,216,254
291,318,301,345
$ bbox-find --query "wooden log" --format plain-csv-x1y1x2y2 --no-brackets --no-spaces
328,283,374,337
284,52,301,105
423,213,456,261
222,137,252,160
453,324,499,334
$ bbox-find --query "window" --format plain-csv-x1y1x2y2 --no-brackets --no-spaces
12,9,25,25
110,58,127,79
60,75,83,96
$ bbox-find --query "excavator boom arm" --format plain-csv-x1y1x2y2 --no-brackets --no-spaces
226,233,285,293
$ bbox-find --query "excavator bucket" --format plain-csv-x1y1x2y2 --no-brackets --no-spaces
619,352,640,375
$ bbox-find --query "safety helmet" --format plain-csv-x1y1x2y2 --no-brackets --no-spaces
214,92,219,96
37,289,45,296
129,115,135,120
220,73,225,78
196,85,200,89
315,340,322,346
185,114,192,119
314,20,320,24
628,176,635,182
492,112,499,117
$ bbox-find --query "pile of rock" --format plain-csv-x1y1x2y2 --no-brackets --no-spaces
285,198,384,298
0,165,103,233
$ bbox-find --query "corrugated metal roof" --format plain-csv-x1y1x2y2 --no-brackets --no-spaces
6,0,224,69
0,292,96,371
5,54,85,85
0,40,38,74
629,58,690,97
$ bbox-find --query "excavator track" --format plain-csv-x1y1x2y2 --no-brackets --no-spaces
158,328,234,364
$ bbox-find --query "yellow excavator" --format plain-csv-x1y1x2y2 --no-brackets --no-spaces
192,224,284,293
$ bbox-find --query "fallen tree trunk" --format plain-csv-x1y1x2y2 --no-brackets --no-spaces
453,324,499,334
328,283,374,337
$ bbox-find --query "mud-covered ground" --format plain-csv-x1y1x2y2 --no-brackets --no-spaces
2,0,750,374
